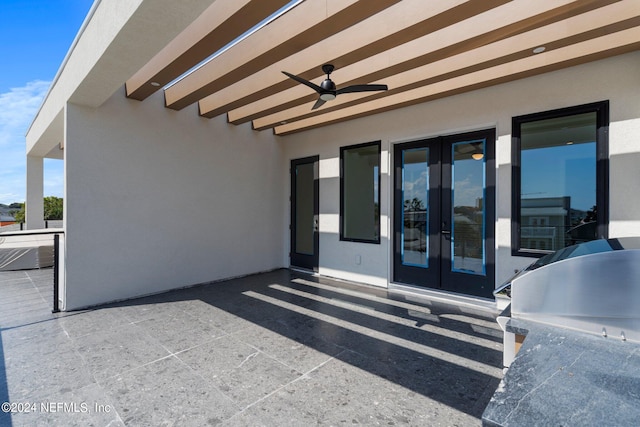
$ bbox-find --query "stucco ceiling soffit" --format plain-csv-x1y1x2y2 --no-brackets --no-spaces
226,0,620,125
251,1,640,130
197,0,510,119
163,0,402,110
125,0,290,101
26,110,64,157
273,26,640,135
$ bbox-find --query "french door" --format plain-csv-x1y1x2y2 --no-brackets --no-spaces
290,156,319,271
393,129,495,299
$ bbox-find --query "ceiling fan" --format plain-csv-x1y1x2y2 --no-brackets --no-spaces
282,64,388,110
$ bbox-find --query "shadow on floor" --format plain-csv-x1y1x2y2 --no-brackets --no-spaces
0,332,11,427
106,268,503,419
1,268,504,425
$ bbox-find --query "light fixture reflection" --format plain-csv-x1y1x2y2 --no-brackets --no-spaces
472,153,484,160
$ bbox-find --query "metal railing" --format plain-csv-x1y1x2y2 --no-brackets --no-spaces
0,220,63,232
0,230,64,312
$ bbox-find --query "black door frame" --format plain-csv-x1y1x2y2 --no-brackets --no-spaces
393,129,496,299
392,138,442,288
290,155,319,271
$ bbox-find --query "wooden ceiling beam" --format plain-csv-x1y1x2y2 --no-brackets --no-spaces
273,26,640,135
198,0,509,119
163,0,402,110
125,0,290,101
253,2,640,130
229,0,618,125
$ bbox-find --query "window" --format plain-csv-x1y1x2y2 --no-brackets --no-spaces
512,101,608,257
340,141,381,243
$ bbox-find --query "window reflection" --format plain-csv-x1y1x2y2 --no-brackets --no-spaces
341,142,380,243
295,163,314,255
520,112,597,251
451,140,485,275
402,148,428,266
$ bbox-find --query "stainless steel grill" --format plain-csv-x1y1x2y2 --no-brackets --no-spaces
494,237,640,367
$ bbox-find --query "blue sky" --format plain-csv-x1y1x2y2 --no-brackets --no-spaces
0,0,94,205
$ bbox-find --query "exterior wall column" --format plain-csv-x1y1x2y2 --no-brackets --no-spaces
26,155,45,230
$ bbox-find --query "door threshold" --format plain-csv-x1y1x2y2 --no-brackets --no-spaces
388,282,498,314
289,266,319,276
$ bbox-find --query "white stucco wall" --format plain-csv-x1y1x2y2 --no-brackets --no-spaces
60,51,640,309
281,51,640,289
63,90,284,309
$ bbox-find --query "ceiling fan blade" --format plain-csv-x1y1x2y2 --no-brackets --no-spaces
311,97,326,110
336,84,388,95
282,71,323,94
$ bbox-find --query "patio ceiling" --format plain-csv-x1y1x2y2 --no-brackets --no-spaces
125,0,640,136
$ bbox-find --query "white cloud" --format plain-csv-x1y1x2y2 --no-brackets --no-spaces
0,80,50,143
0,80,53,205
454,175,483,208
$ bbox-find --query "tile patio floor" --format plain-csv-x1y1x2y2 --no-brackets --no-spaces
0,268,503,426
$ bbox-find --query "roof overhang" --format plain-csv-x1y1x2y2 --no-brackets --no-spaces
26,0,218,157
27,0,640,153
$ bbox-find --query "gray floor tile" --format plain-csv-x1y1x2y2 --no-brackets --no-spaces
102,355,239,426
178,334,302,408
1,268,504,426
177,334,261,378
8,382,125,427
0,289,44,305
181,299,257,333
72,323,171,382
134,309,227,353
211,351,302,408
4,344,96,402
1,321,69,355
107,298,187,324
237,349,483,426
231,320,343,374
57,308,131,339
0,310,57,329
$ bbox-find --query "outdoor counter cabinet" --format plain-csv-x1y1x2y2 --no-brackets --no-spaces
482,237,640,426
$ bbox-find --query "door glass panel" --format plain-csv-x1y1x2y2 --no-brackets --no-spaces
402,148,429,267
295,163,314,255
451,140,485,275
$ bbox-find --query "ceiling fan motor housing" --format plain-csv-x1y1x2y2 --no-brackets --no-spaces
320,79,336,92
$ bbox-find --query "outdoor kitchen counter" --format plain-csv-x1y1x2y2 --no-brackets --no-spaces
482,318,640,426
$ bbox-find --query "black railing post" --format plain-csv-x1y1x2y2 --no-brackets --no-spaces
52,233,60,313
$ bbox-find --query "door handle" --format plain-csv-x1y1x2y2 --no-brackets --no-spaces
441,221,451,239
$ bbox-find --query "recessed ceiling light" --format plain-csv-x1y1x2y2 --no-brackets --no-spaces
532,46,546,54
566,141,574,145
150,81,161,87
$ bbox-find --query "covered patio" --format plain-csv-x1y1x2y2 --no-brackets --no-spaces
0,268,502,425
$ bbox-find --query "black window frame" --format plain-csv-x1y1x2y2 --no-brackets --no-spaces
511,100,609,258
340,140,382,244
